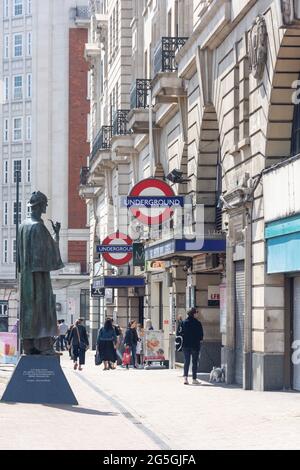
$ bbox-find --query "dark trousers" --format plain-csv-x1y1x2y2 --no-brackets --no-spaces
72,345,86,365
183,348,200,380
131,344,137,366
59,335,66,350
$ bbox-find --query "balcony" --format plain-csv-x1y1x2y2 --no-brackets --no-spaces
128,80,154,134
111,110,136,159
152,37,188,106
130,79,151,109
80,166,89,186
79,167,99,200
154,37,188,75
112,110,130,136
75,6,90,26
84,42,101,62
90,125,112,170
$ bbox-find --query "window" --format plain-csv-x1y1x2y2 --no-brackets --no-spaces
3,161,9,184
13,202,22,225
12,239,17,263
3,202,8,226
3,119,9,142
13,160,22,183
26,158,31,183
4,35,9,59
4,77,9,101
13,75,23,100
14,34,23,57
27,205,31,217
14,0,23,16
27,0,31,15
26,115,31,140
0,301,8,317
26,73,32,98
4,0,9,18
27,32,32,56
3,240,8,264
13,117,22,141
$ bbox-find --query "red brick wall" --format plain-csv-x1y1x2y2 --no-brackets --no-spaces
68,241,87,273
68,28,90,271
68,28,90,229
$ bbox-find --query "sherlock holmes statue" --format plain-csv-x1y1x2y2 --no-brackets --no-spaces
18,191,64,355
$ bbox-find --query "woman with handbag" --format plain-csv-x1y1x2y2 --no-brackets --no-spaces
96,318,117,371
68,319,89,371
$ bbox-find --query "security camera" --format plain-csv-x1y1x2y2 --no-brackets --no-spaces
166,169,191,184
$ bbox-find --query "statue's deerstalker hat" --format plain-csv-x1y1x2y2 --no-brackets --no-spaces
28,191,48,207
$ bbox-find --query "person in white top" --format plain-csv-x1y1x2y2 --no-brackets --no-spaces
58,319,68,351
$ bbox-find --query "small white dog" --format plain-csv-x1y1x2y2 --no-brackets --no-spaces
209,366,225,383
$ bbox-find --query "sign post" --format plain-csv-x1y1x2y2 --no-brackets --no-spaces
97,232,133,266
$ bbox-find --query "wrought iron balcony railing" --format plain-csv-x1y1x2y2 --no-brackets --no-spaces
80,167,89,186
112,110,130,136
90,125,112,165
76,6,90,19
154,37,188,75
130,79,151,109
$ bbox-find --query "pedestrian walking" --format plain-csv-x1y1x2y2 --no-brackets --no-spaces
182,308,204,385
96,318,117,371
68,319,89,371
110,319,121,369
136,323,145,367
58,319,68,351
124,320,138,368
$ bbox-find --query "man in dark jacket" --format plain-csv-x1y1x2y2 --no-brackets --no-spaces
182,308,204,385
124,320,138,368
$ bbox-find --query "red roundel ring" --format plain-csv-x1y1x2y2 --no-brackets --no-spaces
101,232,133,266
129,178,175,225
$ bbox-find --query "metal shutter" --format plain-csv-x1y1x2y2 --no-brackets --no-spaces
235,261,245,386
293,278,300,391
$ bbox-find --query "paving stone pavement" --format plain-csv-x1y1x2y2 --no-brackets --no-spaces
1,351,300,450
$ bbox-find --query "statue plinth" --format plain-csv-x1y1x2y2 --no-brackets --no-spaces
1,355,78,405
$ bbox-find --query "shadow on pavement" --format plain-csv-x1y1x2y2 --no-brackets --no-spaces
43,404,119,416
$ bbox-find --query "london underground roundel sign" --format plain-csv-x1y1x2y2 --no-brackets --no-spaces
97,232,133,266
128,178,177,226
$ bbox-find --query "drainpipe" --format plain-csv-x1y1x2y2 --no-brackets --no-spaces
244,173,263,390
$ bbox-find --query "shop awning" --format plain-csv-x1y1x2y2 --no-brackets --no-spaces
93,276,145,289
145,237,226,261
266,214,300,273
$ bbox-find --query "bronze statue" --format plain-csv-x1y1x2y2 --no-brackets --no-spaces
17,191,64,355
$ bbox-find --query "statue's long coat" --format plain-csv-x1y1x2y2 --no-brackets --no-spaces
18,218,64,339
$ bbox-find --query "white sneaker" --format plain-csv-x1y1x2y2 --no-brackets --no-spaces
192,379,201,385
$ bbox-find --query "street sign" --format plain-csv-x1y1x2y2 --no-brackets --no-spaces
133,243,145,267
91,286,105,298
97,232,133,266
128,178,177,226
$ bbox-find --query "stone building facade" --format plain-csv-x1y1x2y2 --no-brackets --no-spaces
81,0,300,390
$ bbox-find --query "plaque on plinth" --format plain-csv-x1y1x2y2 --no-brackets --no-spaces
1,355,78,405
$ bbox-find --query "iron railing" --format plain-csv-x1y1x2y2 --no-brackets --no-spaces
76,6,90,19
154,37,188,75
80,167,89,186
130,79,151,109
90,125,112,165
112,110,130,136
